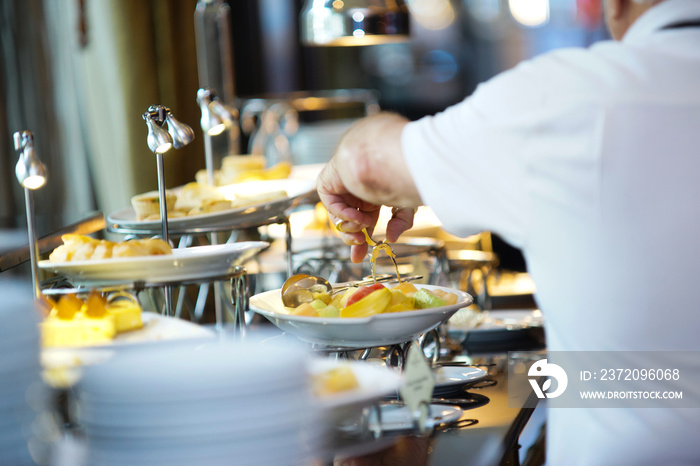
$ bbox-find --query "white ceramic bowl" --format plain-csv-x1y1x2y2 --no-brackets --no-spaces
249,284,473,348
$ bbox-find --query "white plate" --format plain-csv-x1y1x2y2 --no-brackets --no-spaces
309,359,403,410
434,366,488,391
106,179,315,234
369,403,463,433
249,284,472,348
38,242,268,286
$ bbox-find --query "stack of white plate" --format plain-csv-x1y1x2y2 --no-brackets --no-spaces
76,338,321,466
0,280,50,466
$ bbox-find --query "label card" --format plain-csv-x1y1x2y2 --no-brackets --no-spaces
399,342,435,433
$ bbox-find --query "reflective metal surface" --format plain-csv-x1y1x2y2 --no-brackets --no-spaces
301,0,410,46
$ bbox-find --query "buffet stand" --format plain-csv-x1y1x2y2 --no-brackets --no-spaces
106,213,289,323
2,193,547,466
103,165,318,322
41,266,251,336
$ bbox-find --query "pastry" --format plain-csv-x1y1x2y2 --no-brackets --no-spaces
49,235,172,262
131,190,176,220
175,182,225,212
40,290,144,347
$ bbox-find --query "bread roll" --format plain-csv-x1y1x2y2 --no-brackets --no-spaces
112,240,150,258
131,190,176,220
49,235,172,262
175,182,225,212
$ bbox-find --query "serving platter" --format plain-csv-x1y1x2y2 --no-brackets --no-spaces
249,284,472,348
38,242,268,287
106,178,315,234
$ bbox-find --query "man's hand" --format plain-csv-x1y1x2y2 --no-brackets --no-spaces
316,112,422,262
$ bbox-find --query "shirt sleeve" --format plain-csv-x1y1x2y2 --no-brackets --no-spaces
401,56,557,249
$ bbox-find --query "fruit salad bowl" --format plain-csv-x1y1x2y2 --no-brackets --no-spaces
249,284,472,348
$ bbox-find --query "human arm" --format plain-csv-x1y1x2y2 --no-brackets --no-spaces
316,112,422,262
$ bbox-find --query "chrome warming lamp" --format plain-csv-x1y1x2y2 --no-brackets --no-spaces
142,106,194,317
196,88,239,330
196,87,239,186
301,0,410,46
142,105,195,243
14,130,48,299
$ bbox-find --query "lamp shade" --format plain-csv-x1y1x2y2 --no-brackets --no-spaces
13,131,47,190
200,102,226,136
301,0,410,46
197,88,234,136
208,99,238,130
145,118,173,154
15,149,47,190
166,114,196,149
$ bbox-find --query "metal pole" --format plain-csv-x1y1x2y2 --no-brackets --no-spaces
204,133,215,186
23,188,41,299
155,152,173,316
155,153,170,243
203,131,222,328
211,232,224,331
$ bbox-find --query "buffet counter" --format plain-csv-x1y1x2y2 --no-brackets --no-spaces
2,165,547,466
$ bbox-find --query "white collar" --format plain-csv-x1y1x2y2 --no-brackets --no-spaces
623,0,700,43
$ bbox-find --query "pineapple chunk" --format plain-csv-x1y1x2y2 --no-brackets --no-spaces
432,289,459,306
291,302,319,317
393,282,419,296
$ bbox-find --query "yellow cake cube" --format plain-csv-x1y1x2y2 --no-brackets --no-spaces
107,300,143,333
41,313,116,347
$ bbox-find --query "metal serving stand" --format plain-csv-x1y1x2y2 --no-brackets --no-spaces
107,207,301,325
41,266,250,335
290,235,480,362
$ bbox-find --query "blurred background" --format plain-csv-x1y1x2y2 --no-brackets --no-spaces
0,0,608,253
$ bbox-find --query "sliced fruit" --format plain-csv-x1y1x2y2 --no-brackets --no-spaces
432,289,459,306
338,287,358,308
393,282,419,296
345,283,386,308
54,294,83,320
390,289,412,305
388,301,416,313
309,299,329,311
291,302,319,317
413,288,447,309
340,287,391,318
85,290,108,318
312,290,332,305
318,305,340,318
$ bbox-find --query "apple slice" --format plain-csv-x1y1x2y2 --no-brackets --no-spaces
345,283,386,308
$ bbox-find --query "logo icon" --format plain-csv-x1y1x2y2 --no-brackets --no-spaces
528,359,568,399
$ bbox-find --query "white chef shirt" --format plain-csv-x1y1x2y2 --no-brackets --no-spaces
403,0,700,464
